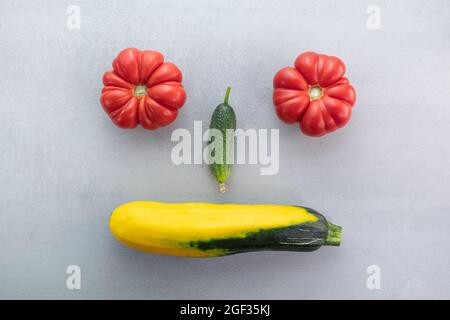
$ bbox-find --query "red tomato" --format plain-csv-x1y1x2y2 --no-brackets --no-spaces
100,48,187,130
273,52,356,137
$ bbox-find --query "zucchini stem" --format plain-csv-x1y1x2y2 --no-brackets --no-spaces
325,222,342,246
224,86,232,105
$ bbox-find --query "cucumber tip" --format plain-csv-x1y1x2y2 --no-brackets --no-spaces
219,183,227,194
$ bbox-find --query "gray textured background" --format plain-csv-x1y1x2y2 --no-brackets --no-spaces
0,0,449,299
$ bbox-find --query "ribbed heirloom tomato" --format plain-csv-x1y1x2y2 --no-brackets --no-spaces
100,48,186,130
273,51,356,137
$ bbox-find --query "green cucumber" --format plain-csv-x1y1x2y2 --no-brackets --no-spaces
208,87,236,193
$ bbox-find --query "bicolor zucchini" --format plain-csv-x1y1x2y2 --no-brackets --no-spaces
109,201,342,258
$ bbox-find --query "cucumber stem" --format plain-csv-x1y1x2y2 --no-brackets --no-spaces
325,222,342,246
224,86,232,105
